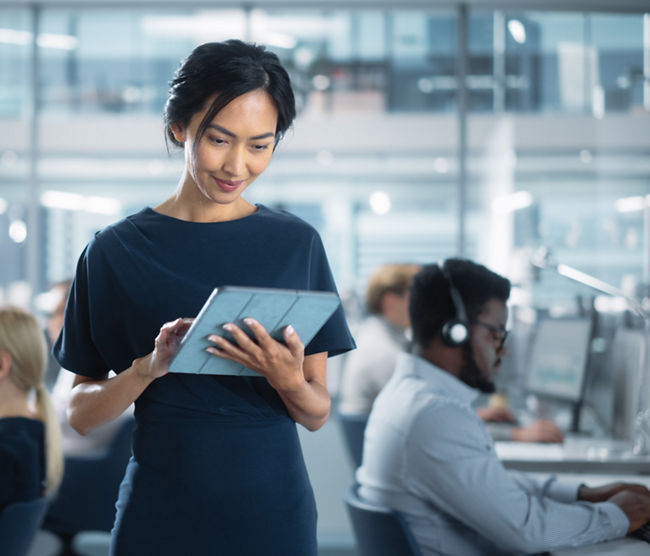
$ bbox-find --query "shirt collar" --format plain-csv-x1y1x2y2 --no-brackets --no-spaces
393,351,479,405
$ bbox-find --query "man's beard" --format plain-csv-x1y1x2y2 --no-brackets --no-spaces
458,344,497,394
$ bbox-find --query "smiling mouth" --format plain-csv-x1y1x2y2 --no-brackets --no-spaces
214,178,243,193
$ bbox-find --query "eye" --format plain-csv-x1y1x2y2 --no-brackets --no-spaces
251,143,271,152
207,136,226,145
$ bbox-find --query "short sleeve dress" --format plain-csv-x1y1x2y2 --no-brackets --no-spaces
53,205,355,556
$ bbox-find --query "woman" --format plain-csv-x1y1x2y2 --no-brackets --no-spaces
53,40,355,555
0,306,63,512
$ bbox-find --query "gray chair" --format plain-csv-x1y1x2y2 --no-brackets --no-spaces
344,484,422,556
337,411,368,468
0,497,49,556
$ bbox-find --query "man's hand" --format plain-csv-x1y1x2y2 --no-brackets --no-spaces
510,420,564,443
476,405,517,423
578,482,650,503
607,490,650,533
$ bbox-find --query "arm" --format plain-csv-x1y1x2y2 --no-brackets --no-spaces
68,318,192,435
409,405,630,553
206,318,330,431
579,483,650,532
510,420,564,443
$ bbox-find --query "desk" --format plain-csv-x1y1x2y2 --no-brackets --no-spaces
526,473,650,555
496,436,650,474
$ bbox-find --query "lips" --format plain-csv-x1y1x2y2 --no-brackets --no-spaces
214,178,243,193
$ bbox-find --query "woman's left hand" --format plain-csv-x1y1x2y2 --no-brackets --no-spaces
206,318,304,391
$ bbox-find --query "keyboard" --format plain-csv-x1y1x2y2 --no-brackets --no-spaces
632,522,650,543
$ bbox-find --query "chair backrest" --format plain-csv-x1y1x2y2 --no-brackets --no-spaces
0,497,49,556
337,411,368,468
344,484,422,556
43,415,135,536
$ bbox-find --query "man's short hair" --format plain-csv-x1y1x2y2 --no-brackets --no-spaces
366,263,421,315
409,258,511,348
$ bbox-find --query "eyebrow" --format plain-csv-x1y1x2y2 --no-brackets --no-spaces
207,124,275,141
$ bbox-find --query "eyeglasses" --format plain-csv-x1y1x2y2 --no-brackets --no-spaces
473,321,508,350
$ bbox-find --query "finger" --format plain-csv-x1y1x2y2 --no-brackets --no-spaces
242,318,275,349
222,322,261,351
206,334,249,362
283,325,304,357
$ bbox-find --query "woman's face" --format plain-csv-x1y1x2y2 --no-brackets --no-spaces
172,89,278,207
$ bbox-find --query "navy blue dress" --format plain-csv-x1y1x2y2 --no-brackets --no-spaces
53,205,355,556
0,417,45,512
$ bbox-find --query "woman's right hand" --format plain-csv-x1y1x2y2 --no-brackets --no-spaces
138,318,193,380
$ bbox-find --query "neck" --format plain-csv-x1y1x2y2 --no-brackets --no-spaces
0,386,35,419
155,177,255,223
413,337,462,378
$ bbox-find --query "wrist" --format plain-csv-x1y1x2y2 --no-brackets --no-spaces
577,484,588,501
131,354,156,384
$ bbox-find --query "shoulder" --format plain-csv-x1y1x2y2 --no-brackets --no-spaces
407,389,491,454
82,208,150,258
255,205,320,237
0,418,43,451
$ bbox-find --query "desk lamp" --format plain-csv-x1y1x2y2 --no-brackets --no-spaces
531,247,650,455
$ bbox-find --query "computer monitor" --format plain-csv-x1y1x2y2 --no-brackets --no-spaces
526,317,593,431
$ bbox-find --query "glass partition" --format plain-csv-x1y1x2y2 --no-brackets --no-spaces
466,11,650,310
0,4,648,312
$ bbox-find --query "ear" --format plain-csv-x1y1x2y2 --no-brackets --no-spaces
169,122,186,144
0,350,12,378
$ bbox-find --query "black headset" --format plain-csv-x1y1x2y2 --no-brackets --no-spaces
439,263,471,347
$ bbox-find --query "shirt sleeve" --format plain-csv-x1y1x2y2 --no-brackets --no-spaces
302,232,355,358
407,402,630,554
52,240,111,378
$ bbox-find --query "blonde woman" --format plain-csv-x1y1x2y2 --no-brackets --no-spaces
0,306,63,511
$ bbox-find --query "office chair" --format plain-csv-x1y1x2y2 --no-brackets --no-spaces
0,496,49,556
344,484,423,556
43,415,135,546
337,411,368,468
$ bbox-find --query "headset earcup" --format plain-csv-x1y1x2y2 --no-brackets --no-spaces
441,319,470,347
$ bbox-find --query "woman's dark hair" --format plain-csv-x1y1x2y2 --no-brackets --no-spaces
409,258,511,349
164,39,296,151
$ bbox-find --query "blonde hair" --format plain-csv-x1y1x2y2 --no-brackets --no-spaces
366,263,421,315
0,306,63,493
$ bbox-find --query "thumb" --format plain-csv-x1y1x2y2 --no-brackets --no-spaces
283,325,304,356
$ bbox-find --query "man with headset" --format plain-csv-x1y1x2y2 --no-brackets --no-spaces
357,258,650,555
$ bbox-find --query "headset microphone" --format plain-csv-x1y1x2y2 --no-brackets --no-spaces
439,263,471,347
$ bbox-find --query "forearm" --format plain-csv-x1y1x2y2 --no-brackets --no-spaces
277,378,331,431
68,355,154,434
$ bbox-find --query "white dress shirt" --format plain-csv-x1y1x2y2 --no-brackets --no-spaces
339,315,409,414
357,352,629,556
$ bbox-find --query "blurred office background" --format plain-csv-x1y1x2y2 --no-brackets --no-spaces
1,0,649,554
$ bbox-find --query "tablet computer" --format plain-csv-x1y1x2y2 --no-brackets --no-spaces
168,285,341,376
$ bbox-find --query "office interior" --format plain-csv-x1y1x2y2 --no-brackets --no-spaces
1,0,649,554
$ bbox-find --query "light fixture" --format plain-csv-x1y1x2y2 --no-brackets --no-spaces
40,190,122,215
507,20,526,44
0,28,77,50
491,190,533,214
8,220,27,243
369,191,391,215
615,195,650,213
433,157,450,174
312,75,330,91
0,198,7,215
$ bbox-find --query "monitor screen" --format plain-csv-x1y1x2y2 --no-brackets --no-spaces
526,318,593,402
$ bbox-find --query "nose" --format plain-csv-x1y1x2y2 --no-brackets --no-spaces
223,145,246,177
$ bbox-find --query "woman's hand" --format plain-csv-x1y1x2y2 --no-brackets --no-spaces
206,319,331,430
206,318,304,391
137,318,194,380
